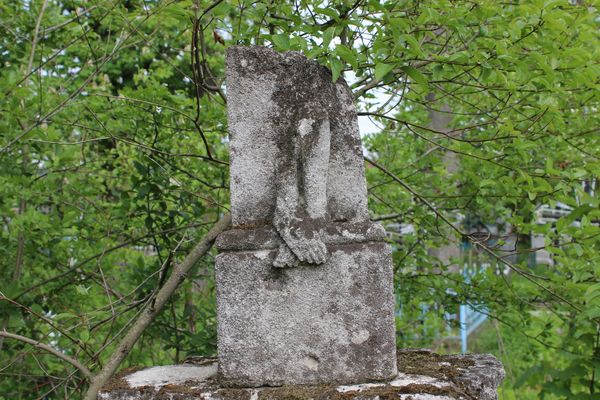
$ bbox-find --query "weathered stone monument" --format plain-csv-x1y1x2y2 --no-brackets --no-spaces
215,45,397,387
99,46,504,400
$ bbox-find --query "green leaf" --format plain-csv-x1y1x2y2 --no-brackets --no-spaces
375,63,395,81
401,34,425,58
75,285,89,296
329,56,344,82
162,3,191,20
480,66,492,82
400,65,427,86
432,65,444,81
79,330,90,343
54,313,77,321
322,27,335,49
211,1,233,16
314,7,339,20
335,45,358,70
479,179,496,188
271,34,290,51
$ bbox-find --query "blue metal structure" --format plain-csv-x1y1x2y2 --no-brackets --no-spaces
395,262,490,353
459,263,489,353
459,302,488,353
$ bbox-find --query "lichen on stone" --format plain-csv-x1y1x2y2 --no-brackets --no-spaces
99,350,504,400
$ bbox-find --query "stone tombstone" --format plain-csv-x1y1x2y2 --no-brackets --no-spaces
215,46,397,387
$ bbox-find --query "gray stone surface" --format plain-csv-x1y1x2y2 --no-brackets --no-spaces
216,241,396,386
98,350,505,399
226,45,369,267
227,45,369,227
217,45,398,387
215,221,387,251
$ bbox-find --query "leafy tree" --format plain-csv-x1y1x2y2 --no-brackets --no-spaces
0,1,598,399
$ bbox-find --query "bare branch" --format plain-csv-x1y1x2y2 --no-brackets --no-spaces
0,331,92,379
0,0,49,354
364,156,588,317
83,213,231,400
0,3,169,154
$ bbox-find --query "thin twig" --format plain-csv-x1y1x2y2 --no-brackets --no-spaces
0,0,49,354
0,331,92,379
83,213,231,400
0,4,167,154
364,156,587,317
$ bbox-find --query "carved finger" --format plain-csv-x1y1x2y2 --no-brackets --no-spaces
317,251,327,264
307,249,318,264
311,246,324,264
303,247,314,263
296,250,307,262
288,244,303,260
314,241,324,258
289,254,300,267
319,242,328,260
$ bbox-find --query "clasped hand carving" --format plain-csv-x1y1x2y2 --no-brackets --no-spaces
273,216,328,268
272,116,331,268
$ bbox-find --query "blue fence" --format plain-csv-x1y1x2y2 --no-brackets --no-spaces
396,262,490,353
459,263,489,353
459,302,488,353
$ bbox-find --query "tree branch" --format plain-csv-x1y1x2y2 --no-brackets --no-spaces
364,156,588,317
0,331,92,379
83,213,231,400
0,0,48,354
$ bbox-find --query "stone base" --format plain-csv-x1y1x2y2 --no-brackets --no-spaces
215,239,397,386
98,349,505,400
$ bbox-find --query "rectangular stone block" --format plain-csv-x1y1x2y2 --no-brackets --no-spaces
215,241,397,387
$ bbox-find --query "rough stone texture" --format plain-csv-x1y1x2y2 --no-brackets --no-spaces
217,45,397,387
216,241,396,387
98,349,505,400
226,45,369,228
215,222,387,251
228,45,372,268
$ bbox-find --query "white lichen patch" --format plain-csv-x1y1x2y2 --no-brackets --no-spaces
336,382,386,393
125,363,217,389
254,250,270,260
298,118,315,137
340,229,360,240
390,372,451,389
301,356,320,371
398,395,456,400
351,329,370,345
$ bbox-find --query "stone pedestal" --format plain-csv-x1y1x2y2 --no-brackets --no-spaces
215,223,397,386
98,349,505,400
216,45,399,387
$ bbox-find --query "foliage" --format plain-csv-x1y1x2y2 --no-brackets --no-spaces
0,0,598,398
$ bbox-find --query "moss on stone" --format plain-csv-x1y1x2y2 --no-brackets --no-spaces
99,349,503,400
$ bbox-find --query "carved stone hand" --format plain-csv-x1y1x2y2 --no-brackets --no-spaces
272,116,331,268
